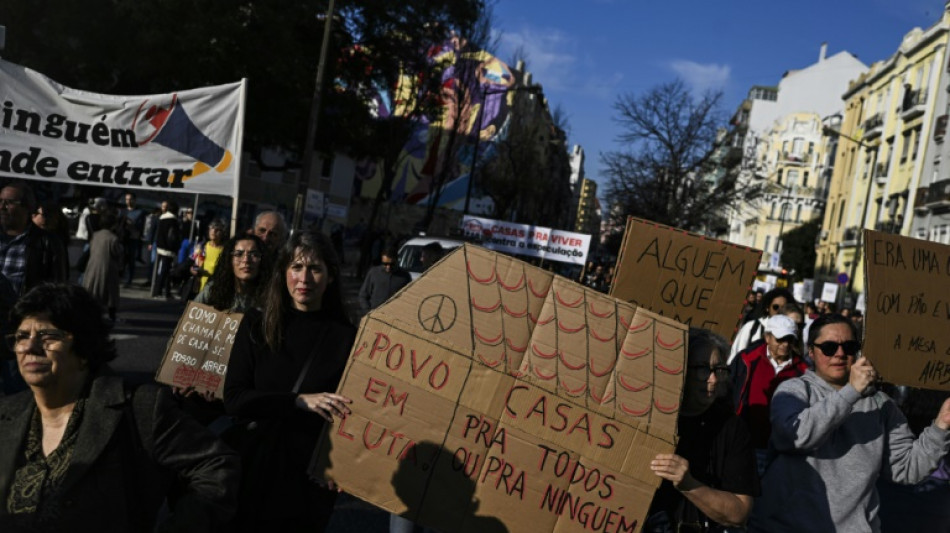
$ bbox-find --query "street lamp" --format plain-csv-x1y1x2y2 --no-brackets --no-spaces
463,83,543,215
821,122,877,298
291,0,337,231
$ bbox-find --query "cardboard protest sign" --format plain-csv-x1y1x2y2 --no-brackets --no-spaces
311,245,688,533
864,230,950,390
820,282,838,303
155,302,243,396
609,217,762,341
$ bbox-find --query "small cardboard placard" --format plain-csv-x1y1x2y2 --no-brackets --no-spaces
609,217,762,341
155,301,243,396
310,245,688,533
864,230,950,390
820,282,839,304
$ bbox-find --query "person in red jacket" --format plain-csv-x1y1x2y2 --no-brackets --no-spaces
730,314,808,475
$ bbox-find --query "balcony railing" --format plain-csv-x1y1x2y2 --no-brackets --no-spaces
901,88,927,119
863,113,884,138
781,151,812,165
914,187,930,211
840,226,860,247
875,162,888,178
935,114,948,143
875,220,901,234
924,178,950,207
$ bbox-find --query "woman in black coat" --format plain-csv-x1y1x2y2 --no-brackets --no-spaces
223,230,356,532
0,284,239,532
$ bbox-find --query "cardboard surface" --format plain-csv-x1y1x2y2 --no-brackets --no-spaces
154,302,243,396
864,230,950,390
609,217,762,341
311,244,688,533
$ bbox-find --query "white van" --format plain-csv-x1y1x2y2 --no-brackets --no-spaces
397,236,466,279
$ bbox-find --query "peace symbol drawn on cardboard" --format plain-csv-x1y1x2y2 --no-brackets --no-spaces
418,294,457,333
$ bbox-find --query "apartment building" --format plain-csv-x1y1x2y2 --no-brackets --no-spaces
818,9,950,303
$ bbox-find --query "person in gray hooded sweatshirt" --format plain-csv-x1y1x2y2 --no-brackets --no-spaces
751,313,950,532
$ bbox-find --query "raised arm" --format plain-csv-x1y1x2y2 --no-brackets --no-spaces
883,397,950,484
769,377,860,452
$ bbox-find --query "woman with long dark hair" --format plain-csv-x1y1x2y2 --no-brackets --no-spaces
194,234,268,312
223,230,355,532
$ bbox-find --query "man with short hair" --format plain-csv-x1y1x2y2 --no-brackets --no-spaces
358,247,410,315
121,192,145,286
0,182,67,295
728,288,794,364
419,242,444,271
250,210,287,255
731,314,808,474
151,200,182,299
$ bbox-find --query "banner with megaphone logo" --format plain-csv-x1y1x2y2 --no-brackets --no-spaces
0,58,245,197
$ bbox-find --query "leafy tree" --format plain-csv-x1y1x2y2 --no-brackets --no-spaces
0,0,485,168
602,79,763,234
780,219,819,281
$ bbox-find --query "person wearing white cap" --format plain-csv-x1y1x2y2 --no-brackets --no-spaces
730,314,808,474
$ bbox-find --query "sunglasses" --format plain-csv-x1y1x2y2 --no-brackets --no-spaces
381,261,394,267
688,364,730,380
811,340,861,357
770,303,782,311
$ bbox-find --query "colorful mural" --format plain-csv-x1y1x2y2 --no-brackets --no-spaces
352,33,521,210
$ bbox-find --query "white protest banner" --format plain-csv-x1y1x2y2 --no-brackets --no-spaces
461,215,590,266
0,58,245,197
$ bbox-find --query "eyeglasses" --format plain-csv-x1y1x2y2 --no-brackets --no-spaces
231,250,262,261
688,364,730,380
0,199,23,208
775,335,797,344
811,340,861,357
5,329,71,352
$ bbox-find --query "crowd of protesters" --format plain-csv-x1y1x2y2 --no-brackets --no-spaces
0,177,948,532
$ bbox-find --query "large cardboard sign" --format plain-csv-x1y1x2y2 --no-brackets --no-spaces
610,218,762,341
461,215,591,266
864,230,950,390
311,245,687,533
155,302,243,396
0,58,245,197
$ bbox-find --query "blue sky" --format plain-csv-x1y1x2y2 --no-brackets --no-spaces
492,0,941,192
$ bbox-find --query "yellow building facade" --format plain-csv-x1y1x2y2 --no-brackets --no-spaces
818,12,949,304
744,112,832,264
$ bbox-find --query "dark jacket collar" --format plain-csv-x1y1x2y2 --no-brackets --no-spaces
0,373,129,508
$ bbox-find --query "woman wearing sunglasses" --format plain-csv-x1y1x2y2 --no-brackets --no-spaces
751,313,950,532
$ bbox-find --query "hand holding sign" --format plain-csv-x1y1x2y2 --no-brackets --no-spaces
650,453,695,490
936,399,950,431
849,357,878,396
296,392,352,423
